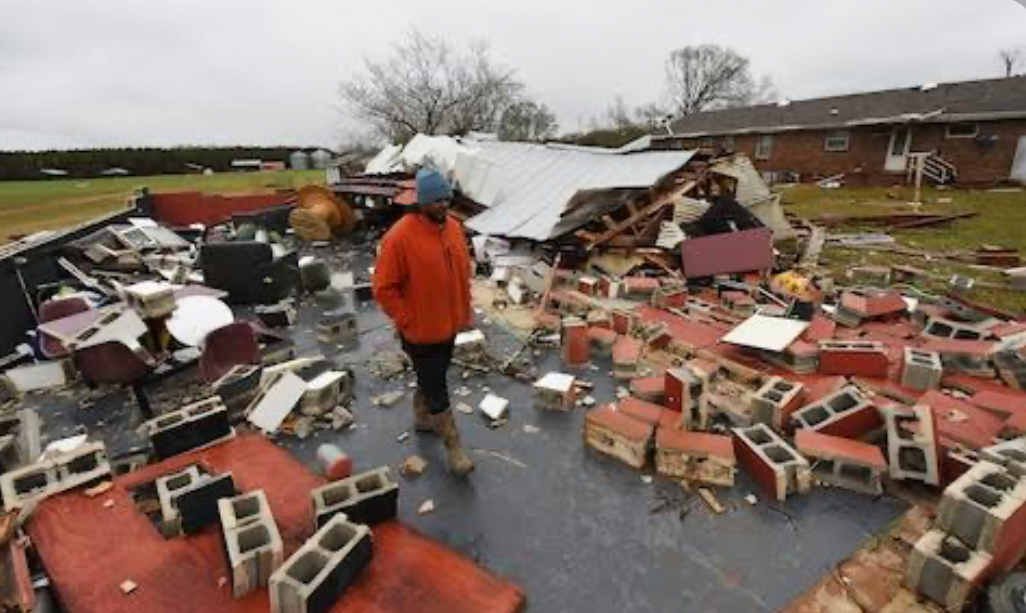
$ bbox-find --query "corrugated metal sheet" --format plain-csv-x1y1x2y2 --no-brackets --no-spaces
366,135,695,240
457,140,695,240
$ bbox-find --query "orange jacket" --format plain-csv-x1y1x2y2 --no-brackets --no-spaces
372,213,473,344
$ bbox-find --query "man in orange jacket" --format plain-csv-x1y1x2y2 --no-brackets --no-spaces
372,168,475,476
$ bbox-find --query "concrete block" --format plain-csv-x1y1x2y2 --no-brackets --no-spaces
316,312,358,344
791,386,881,439
269,514,372,613
533,372,577,412
583,404,653,469
454,329,487,361
629,376,665,404
655,429,735,486
175,473,237,535
732,424,811,501
577,276,600,296
157,466,202,527
125,280,177,319
300,371,348,417
143,397,233,460
818,340,890,378
883,403,941,486
612,336,643,380
901,348,944,391
311,467,398,527
260,338,299,366
561,317,590,366
795,429,887,495
219,490,283,598
906,529,992,613
0,441,111,512
587,327,618,357
611,309,634,335
937,461,1026,572
922,315,987,341
651,285,687,309
749,376,805,431
980,437,1026,477
993,350,1026,390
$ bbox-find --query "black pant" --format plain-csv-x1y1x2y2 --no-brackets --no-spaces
401,336,456,415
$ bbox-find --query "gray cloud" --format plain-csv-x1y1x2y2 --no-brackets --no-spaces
0,0,1023,150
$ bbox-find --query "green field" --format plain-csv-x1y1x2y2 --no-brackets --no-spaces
781,184,1026,313
0,170,326,243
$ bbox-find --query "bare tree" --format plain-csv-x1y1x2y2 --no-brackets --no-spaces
340,31,524,142
497,99,558,142
1000,48,1023,77
664,44,774,116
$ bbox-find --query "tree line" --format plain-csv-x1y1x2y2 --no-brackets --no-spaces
0,147,309,181
339,31,776,149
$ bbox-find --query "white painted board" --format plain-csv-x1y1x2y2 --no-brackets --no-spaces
721,314,809,353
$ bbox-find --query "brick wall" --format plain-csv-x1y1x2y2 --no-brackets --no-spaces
668,119,1026,185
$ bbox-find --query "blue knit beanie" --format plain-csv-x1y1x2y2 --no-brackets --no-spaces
416,168,453,206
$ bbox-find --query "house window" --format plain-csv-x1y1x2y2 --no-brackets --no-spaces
824,131,850,152
699,137,716,149
946,123,979,138
755,135,773,160
722,136,736,152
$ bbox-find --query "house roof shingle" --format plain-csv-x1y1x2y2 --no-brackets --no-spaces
668,76,1026,137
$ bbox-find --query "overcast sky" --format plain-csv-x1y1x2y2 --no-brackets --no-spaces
1,0,1024,151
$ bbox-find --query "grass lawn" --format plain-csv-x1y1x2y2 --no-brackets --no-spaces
780,184,1026,314
0,170,325,243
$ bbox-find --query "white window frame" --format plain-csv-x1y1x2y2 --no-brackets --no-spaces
824,130,850,152
755,134,773,160
946,123,979,139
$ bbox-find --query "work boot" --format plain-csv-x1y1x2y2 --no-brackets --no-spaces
412,390,438,434
436,410,475,477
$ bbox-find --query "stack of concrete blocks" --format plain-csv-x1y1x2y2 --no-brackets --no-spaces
612,336,643,380
142,397,233,460
882,403,941,486
655,429,736,486
818,340,890,378
300,371,348,417
583,405,653,469
664,367,707,430
533,373,577,412
732,424,811,502
795,430,887,495
561,317,590,366
157,466,202,535
0,442,111,512
901,348,944,391
311,467,399,528
125,280,177,319
219,490,284,598
215,365,265,422
270,513,372,613
749,377,806,432
908,460,1026,612
316,312,358,344
790,386,882,439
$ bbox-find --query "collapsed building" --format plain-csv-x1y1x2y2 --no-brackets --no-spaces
0,134,1025,612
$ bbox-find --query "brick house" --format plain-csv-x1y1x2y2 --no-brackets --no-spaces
651,76,1026,186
